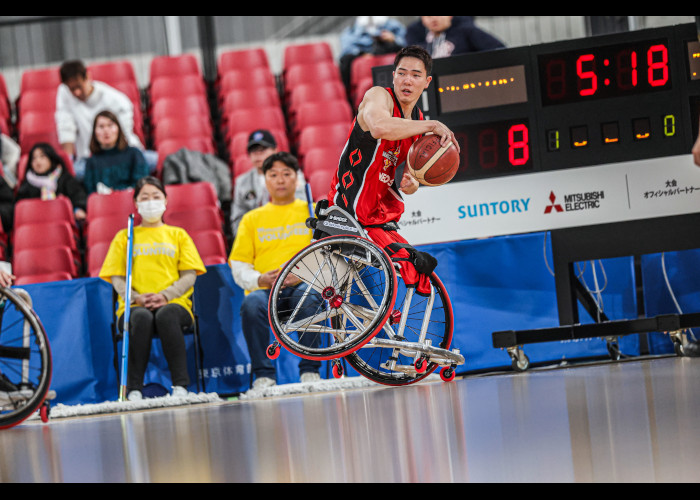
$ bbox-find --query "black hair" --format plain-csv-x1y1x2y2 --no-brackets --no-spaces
394,45,433,76
59,60,88,83
261,151,300,174
133,176,167,200
27,142,66,174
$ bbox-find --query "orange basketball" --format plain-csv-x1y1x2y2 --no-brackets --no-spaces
406,134,459,187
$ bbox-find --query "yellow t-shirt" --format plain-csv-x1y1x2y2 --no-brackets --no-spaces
99,224,207,318
229,199,313,292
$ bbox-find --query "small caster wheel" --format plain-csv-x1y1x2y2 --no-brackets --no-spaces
266,342,281,360
606,341,621,361
40,402,50,423
511,353,529,372
332,362,344,379
440,367,455,382
414,356,427,374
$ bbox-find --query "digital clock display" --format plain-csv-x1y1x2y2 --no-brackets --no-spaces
451,118,533,181
538,39,672,106
436,65,528,113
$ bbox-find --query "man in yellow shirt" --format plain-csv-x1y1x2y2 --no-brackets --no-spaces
229,152,322,390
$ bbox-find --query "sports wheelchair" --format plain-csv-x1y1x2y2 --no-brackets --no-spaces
0,287,53,429
266,203,465,386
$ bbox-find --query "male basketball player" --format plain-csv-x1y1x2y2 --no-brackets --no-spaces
327,45,459,295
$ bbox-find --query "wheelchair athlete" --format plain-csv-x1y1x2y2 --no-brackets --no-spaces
326,45,458,293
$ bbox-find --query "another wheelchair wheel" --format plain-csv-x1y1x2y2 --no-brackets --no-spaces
269,235,398,360
345,272,454,386
0,287,52,430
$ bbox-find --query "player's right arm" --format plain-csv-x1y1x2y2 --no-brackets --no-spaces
358,87,459,151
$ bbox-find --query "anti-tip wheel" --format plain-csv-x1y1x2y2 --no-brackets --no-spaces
439,367,456,382
266,343,281,360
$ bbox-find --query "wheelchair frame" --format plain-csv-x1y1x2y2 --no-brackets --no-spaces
267,205,465,385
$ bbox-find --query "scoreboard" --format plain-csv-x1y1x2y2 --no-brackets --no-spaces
378,23,700,245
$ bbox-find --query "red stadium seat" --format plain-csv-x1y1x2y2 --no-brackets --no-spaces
231,155,253,179
293,99,353,137
297,122,350,162
283,42,333,70
17,111,60,152
86,190,136,223
20,67,61,93
150,75,207,103
190,230,227,266
85,214,131,247
218,48,269,75
13,221,80,260
164,206,222,234
151,95,210,124
165,181,220,215
15,272,73,286
17,89,58,116
223,107,286,145
153,115,213,148
302,146,343,177
86,240,112,278
307,169,335,202
14,246,78,280
88,60,138,87
150,54,201,81
0,73,8,99
218,68,276,97
287,80,347,120
349,53,396,100
220,87,281,117
14,196,78,233
283,62,342,97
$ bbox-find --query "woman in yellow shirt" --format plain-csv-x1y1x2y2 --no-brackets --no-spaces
100,176,206,400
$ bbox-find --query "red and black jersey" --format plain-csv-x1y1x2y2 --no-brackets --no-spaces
327,87,424,227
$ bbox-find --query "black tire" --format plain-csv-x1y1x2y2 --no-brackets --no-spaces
0,287,52,430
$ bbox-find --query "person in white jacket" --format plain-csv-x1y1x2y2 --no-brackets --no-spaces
55,60,155,178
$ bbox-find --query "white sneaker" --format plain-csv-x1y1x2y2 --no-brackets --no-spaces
252,377,276,390
127,390,143,401
171,386,188,398
300,372,321,383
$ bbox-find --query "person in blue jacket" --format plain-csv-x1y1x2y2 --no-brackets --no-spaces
405,16,505,59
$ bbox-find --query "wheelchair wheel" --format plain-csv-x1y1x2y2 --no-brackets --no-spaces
345,272,454,386
269,235,398,360
0,287,52,429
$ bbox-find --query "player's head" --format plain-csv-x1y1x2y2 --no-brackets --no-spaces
392,45,433,103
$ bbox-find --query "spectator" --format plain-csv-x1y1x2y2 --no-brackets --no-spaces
405,16,505,59
55,59,157,178
99,176,207,400
83,110,150,195
230,129,307,239
339,16,406,92
15,142,87,222
0,133,21,187
228,152,322,392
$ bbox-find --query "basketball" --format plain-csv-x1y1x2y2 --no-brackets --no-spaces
406,134,459,187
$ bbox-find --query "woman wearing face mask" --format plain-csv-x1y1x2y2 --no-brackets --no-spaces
16,142,88,221
99,176,207,400
83,110,150,195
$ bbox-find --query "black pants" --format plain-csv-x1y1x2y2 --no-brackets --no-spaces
118,304,192,392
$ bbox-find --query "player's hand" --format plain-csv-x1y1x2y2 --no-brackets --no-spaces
430,121,460,152
399,170,420,195
0,270,14,288
693,134,700,166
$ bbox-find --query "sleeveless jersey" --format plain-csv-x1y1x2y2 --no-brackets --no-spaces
328,87,424,226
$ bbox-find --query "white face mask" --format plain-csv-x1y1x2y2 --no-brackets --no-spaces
137,199,166,223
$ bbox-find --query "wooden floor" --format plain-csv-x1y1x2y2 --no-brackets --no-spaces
1,355,700,483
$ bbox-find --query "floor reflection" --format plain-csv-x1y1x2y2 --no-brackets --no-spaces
1,356,699,482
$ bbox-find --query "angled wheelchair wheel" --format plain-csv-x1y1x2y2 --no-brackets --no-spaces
268,235,398,360
345,272,454,386
0,288,52,430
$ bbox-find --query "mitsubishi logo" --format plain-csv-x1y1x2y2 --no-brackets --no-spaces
544,191,563,214
349,149,362,166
